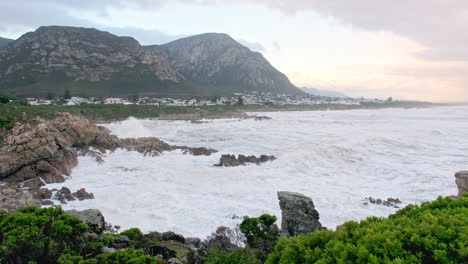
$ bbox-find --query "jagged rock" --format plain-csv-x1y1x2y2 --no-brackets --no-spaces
162,231,186,244
455,171,468,197
363,197,402,208
54,187,75,204
217,154,276,167
31,188,52,200
66,209,106,234
0,113,217,192
72,188,94,201
277,191,324,238
178,146,218,156
0,188,41,212
204,226,238,253
185,237,202,249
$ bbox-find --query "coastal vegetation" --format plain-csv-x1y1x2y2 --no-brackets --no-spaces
0,195,466,264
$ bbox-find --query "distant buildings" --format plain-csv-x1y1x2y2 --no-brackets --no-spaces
25,92,393,107
105,98,123,104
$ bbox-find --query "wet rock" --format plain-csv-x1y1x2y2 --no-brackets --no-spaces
41,200,54,206
179,146,218,156
54,187,75,204
217,154,276,167
455,171,468,197
72,188,94,200
363,197,402,208
255,116,272,121
277,191,324,238
162,231,186,244
65,209,106,234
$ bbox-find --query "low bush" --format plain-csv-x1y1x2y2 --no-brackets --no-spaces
267,195,468,264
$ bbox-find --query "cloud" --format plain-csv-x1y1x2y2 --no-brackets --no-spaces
2,1,466,61
236,39,266,52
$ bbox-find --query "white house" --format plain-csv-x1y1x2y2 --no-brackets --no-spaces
105,98,123,104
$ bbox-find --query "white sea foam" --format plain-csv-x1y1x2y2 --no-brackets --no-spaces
47,106,468,238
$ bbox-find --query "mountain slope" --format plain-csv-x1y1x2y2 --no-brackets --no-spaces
0,37,13,49
0,26,182,96
147,33,304,95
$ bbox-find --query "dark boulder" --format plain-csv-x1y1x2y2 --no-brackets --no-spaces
162,231,186,244
65,209,106,234
277,191,324,238
72,188,95,200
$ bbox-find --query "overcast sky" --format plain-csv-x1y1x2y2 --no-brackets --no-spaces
1,0,467,102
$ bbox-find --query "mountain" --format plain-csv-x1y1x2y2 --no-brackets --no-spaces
0,26,182,97
0,26,303,97
147,33,304,95
300,87,348,98
0,37,14,49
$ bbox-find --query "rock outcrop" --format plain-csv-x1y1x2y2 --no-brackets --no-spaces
277,191,324,238
455,171,468,197
0,113,217,212
66,209,106,234
0,113,117,187
363,197,402,208
0,188,41,213
147,33,304,95
217,154,276,167
0,26,182,91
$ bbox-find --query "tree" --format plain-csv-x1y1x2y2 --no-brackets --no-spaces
387,96,393,102
64,90,71,99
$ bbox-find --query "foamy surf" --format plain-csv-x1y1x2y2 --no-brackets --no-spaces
47,106,468,238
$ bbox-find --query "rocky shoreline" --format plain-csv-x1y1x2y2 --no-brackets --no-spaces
0,113,216,211
0,113,467,263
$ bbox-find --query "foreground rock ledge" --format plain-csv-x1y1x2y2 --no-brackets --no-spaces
0,113,217,197
277,191,324,238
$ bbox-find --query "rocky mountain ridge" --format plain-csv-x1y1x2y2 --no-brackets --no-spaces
0,26,303,96
147,33,304,95
0,26,182,91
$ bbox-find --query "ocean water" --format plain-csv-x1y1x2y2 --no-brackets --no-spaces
48,106,468,238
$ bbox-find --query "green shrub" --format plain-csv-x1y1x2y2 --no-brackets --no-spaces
96,248,156,264
0,207,88,264
240,214,280,259
267,195,468,264
205,248,262,264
